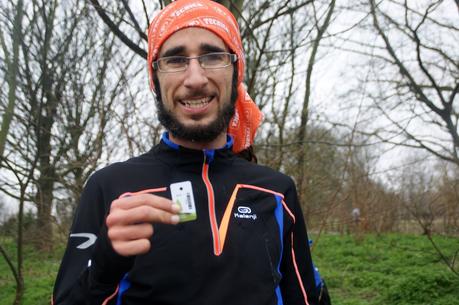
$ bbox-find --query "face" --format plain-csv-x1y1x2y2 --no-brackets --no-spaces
154,27,236,143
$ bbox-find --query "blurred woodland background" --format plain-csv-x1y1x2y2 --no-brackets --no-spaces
0,0,458,304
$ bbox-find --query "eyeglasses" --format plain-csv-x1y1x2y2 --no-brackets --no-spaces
153,52,237,73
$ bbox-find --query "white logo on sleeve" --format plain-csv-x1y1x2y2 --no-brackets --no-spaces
70,233,97,249
234,206,257,220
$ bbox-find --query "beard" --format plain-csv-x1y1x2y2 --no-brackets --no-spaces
155,97,235,143
153,72,238,143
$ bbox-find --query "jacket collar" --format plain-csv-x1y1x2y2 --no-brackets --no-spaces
149,132,235,166
161,132,234,152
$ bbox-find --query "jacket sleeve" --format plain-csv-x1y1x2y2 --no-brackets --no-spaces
280,180,320,305
52,174,134,305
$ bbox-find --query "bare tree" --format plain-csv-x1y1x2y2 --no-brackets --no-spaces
398,157,459,276
336,0,458,166
436,162,459,234
296,0,336,206
1,0,138,250
0,111,39,305
0,0,145,301
0,155,38,305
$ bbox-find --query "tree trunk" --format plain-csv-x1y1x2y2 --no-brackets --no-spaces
35,171,55,251
33,71,60,251
13,186,26,305
0,0,24,159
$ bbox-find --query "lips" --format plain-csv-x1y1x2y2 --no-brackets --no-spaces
179,96,213,109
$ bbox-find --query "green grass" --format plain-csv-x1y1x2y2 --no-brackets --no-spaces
0,237,64,305
312,233,459,305
0,233,458,304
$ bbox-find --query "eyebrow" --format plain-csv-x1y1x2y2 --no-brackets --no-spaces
161,46,186,58
160,43,228,58
200,43,227,53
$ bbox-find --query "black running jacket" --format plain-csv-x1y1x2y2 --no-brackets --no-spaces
53,133,319,305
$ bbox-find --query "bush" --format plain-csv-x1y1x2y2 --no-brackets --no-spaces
0,211,37,238
384,269,459,305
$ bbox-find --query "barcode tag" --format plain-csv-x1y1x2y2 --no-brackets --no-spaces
170,181,197,222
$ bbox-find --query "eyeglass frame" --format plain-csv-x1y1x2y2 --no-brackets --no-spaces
152,52,238,73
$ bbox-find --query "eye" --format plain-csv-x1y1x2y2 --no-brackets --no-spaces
204,53,225,63
163,56,187,66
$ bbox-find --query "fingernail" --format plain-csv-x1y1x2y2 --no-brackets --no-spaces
171,203,181,212
171,215,180,224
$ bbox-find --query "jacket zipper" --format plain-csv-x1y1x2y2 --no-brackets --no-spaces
202,151,222,256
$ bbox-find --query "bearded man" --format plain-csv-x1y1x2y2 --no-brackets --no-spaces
53,1,320,304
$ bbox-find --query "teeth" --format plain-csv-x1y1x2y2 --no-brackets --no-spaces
181,97,212,108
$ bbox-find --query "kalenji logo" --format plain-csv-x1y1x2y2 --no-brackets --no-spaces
234,206,257,220
238,206,251,214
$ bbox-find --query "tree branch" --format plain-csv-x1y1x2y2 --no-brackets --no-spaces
120,0,147,41
88,0,147,59
0,244,20,291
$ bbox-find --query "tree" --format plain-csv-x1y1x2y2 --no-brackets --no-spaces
336,0,458,166
397,156,459,276
1,0,138,250
435,162,459,234
296,0,336,207
0,153,37,305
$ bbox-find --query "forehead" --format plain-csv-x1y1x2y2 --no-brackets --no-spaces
159,27,228,56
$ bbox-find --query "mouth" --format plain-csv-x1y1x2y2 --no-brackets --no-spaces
179,96,214,109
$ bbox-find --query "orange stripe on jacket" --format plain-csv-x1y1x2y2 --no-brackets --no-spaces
119,187,168,199
102,285,120,305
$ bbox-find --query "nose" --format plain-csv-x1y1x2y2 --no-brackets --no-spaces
183,58,208,89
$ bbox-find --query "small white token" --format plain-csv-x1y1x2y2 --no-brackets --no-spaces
170,181,197,222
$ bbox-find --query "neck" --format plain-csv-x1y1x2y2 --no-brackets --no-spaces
168,132,228,150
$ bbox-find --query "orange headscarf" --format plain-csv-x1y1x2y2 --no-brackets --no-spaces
147,0,263,153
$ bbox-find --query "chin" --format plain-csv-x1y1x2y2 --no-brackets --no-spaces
156,95,235,143
184,118,216,128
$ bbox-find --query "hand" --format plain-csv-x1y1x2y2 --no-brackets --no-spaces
106,194,180,256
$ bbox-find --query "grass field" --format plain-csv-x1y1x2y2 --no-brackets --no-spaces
312,233,459,305
0,237,64,305
0,233,458,305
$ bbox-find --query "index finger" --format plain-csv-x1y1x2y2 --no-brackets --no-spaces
111,193,180,214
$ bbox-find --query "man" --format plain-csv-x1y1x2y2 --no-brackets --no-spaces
53,1,320,304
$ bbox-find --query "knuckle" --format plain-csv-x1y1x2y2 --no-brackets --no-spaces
140,205,153,215
107,207,123,221
137,239,151,254
106,214,115,227
145,224,154,237
110,199,122,209
107,227,119,240
160,211,172,223
111,242,123,254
